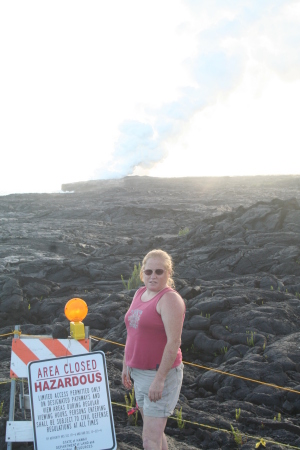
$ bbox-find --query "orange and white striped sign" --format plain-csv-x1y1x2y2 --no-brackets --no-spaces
10,338,90,378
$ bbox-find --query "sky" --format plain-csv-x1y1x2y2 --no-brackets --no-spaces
1,0,300,195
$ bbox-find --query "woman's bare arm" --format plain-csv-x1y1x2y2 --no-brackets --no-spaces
148,291,185,402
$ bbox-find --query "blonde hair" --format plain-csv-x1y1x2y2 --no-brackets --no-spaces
140,249,175,288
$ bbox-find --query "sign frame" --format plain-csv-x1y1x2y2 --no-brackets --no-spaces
28,351,117,450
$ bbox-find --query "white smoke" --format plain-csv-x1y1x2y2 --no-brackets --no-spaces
92,0,300,180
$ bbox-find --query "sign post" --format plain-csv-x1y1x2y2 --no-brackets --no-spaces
28,351,117,450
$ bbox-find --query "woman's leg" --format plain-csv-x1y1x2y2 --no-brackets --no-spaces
139,407,168,450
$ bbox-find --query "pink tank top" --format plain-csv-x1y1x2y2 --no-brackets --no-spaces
124,286,184,370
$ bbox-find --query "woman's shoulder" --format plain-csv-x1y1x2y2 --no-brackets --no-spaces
163,287,182,297
159,288,185,310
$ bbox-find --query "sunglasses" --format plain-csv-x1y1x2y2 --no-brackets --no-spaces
143,269,165,276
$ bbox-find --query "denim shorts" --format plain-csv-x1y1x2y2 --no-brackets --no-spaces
130,363,184,418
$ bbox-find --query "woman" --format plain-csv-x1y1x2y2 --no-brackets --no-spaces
122,249,185,450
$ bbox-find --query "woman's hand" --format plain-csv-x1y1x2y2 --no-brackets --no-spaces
122,365,132,389
148,377,165,402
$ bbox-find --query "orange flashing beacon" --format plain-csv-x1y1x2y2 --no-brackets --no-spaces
64,298,88,340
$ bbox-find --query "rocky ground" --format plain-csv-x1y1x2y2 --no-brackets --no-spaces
1,174,300,449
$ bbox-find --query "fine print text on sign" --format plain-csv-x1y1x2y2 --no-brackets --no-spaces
28,351,117,450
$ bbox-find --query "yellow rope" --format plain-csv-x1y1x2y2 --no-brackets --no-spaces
1,331,299,448
1,378,28,385
5,330,21,337
184,361,300,395
2,333,300,393
90,335,300,396
2,332,300,396
90,335,125,347
111,401,300,449
13,330,22,336
0,331,18,338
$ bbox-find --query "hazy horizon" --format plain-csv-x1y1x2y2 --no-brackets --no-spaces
1,173,300,197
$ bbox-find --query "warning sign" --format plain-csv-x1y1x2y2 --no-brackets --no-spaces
28,351,117,450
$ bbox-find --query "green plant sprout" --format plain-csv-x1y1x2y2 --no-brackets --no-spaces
121,263,143,290
230,424,242,447
273,413,281,421
178,227,190,236
247,331,255,347
124,387,138,426
124,387,135,409
235,408,241,421
174,407,185,429
0,401,4,417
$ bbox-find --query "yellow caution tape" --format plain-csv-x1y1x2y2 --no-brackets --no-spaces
112,401,300,449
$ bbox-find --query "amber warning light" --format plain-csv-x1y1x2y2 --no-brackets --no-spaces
64,298,88,340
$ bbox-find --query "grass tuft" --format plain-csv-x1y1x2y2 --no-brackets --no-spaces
174,407,185,429
178,227,190,236
121,263,143,290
